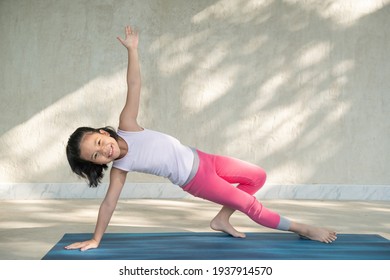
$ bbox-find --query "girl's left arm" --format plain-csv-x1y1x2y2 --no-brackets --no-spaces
117,26,143,132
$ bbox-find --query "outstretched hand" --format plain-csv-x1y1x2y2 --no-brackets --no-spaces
64,239,99,251
117,25,139,50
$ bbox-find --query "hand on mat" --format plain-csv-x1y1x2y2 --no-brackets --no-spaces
117,25,139,50
64,239,99,251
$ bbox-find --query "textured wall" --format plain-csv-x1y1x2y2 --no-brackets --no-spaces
1,0,389,188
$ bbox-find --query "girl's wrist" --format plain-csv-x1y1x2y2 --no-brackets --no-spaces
127,47,138,53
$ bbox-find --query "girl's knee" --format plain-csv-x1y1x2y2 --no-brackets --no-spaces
257,168,267,186
236,167,266,195
251,167,266,188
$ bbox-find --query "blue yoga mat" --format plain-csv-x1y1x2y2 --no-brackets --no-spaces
42,232,390,260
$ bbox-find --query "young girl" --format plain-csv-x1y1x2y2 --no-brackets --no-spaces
65,26,337,251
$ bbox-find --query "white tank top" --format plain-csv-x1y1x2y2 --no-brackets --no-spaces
112,128,194,186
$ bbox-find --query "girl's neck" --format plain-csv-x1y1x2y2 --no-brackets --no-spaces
117,137,128,160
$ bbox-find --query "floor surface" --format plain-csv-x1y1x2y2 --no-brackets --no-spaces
0,199,389,260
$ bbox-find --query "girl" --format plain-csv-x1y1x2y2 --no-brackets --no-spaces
65,26,337,251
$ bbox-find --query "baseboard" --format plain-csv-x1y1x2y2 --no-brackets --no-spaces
255,184,390,200
1,183,389,200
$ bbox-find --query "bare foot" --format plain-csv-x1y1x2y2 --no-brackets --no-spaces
290,222,337,243
210,206,246,238
210,217,246,238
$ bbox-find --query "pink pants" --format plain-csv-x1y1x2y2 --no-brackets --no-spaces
183,150,289,230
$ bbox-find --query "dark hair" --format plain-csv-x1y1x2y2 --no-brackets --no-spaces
66,126,119,187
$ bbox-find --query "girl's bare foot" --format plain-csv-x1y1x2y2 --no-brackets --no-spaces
210,216,246,238
210,206,246,238
290,222,337,243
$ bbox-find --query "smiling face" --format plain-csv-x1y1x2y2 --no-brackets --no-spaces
79,130,121,165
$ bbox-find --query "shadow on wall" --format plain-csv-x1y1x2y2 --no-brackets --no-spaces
0,0,389,186
147,0,390,185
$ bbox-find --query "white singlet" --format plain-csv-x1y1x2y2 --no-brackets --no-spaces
112,129,194,186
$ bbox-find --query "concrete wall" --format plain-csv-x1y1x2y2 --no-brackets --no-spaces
1,0,389,199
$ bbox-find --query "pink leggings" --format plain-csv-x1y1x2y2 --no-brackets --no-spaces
182,150,290,230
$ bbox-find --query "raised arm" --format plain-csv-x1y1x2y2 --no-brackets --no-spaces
117,26,142,131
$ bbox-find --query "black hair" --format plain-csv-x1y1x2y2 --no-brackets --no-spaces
66,126,119,187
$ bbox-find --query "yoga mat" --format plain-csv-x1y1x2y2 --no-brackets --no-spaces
42,232,390,260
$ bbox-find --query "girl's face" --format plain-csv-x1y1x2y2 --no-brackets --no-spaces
79,130,121,165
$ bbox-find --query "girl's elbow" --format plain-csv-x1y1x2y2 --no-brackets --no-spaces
101,198,117,213
127,81,141,92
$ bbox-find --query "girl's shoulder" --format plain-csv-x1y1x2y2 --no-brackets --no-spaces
117,127,147,135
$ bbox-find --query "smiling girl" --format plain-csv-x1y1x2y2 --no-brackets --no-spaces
65,25,337,251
